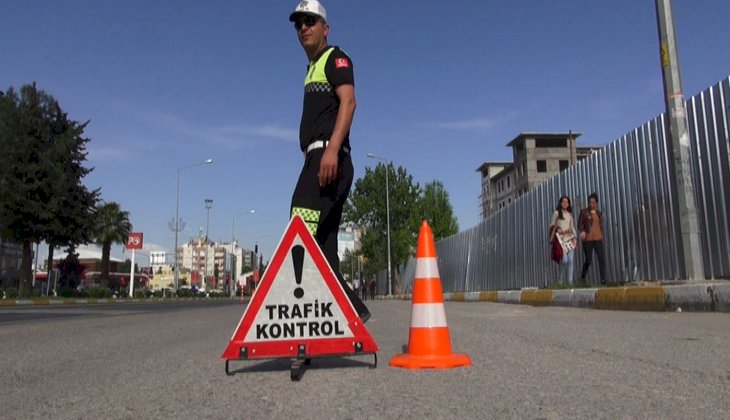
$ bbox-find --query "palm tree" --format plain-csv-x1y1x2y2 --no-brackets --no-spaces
94,202,132,288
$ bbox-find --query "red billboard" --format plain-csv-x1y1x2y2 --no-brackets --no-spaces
126,232,144,250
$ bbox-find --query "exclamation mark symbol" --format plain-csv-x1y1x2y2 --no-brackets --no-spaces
292,245,305,299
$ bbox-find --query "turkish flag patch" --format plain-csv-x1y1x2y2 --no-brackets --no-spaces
335,58,350,69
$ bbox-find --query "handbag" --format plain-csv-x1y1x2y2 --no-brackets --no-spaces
549,226,563,263
551,238,563,263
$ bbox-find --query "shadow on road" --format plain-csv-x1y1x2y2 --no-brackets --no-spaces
224,354,377,380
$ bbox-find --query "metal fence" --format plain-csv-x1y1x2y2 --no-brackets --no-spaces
378,76,729,294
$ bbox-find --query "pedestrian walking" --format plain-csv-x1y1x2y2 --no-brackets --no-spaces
288,0,370,321
550,195,577,285
577,193,607,285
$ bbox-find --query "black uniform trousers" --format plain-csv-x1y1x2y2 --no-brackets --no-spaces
290,148,370,320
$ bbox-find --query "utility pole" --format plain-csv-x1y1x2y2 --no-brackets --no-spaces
655,0,704,280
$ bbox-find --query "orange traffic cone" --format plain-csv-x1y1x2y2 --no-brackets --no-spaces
389,220,471,369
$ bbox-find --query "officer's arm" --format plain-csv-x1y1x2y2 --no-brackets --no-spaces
319,84,356,186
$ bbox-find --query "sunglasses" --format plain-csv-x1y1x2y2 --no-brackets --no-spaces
294,15,319,31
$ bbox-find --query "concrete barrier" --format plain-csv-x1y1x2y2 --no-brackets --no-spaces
571,289,597,308
665,285,712,311
595,287,665,311
498,290,521,304
521,289,553,306
479,291,498,302
464,292,482,302
551,289,573,307
711,283,730,312
451,292,466,302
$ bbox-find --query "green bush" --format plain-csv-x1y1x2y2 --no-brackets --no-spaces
88,288,112,298
177,288,193,298
209,290,228,298
152,289,176,298
5,288,18,299
59,287,77,298
31,288,41,297
133,290,147,299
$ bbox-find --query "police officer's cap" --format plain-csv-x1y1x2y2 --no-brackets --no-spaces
289,0,327,23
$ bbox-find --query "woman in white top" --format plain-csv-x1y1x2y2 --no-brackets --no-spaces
550,195,577,285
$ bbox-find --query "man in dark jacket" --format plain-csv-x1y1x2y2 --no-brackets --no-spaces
577,193,607,285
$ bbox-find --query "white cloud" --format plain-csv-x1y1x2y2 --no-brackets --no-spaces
427,117,496,130
87,145,131,162
143,242,169,253
140,110,297,149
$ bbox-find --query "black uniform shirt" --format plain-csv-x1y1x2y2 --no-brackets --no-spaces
299,46,355,152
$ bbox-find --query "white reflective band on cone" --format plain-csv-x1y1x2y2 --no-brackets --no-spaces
415,257,440,279
410,303,448,328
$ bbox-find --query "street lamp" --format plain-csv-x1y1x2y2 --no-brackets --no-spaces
204,198,213,290
367,153,392,296
231,210,255,297
171,158,213,290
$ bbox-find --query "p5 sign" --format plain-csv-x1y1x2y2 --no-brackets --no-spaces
127,232,144,250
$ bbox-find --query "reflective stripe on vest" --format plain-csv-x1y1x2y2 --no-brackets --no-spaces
304,47,335,91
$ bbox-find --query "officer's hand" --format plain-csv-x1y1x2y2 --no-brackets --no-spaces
319,148,339,187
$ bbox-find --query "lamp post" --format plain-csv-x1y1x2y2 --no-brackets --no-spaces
171,158,213,291
231,210,255,297
204,198,213,290
367,153,392,296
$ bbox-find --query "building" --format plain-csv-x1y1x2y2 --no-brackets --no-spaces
475,162,511,219
476,132,602,219
219,241,254,291
338,223,361,263
177,236,255,290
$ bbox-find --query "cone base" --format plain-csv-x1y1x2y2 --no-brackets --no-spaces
389,352,471,369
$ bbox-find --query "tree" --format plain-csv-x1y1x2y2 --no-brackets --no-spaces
345,163,422,292
418,180,459,240
57,247,84,289
0,83,97,298
340,248,358,282
93,202,132,288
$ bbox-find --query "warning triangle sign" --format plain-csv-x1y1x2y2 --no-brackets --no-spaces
221,215,378,360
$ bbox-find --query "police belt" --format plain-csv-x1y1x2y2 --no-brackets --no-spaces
304,140,351,157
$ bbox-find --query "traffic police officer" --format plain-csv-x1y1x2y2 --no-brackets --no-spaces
288,1,370,322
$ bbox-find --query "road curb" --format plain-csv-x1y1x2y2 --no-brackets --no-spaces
0,297,245,306
379,282,730,312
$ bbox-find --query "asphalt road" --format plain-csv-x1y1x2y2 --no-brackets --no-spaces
1,300,728,419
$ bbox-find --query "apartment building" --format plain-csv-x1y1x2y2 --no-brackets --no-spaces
477,132,602,219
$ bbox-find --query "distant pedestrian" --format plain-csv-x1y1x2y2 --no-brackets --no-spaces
577,193,607,285
550,195,577,285
361,278,367,300
369,278,376,300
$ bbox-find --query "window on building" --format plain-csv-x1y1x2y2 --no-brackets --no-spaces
535,138,568,148
559,160,569,171
507,177,510,188
537,160,547,173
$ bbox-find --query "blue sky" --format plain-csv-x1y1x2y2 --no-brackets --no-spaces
3,0,729,266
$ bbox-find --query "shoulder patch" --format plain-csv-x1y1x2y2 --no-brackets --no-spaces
334,58,350,69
